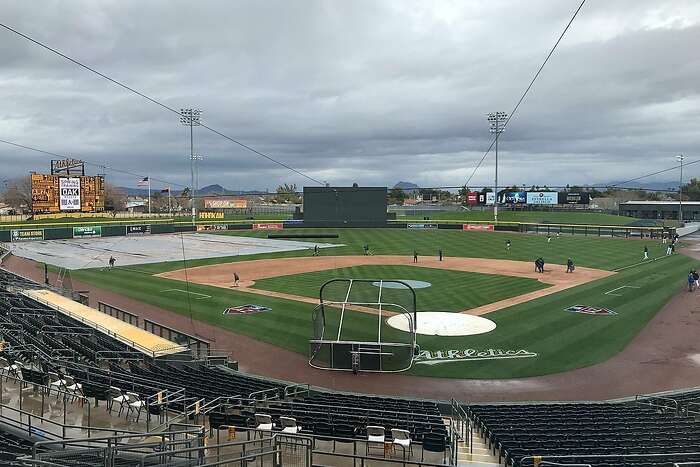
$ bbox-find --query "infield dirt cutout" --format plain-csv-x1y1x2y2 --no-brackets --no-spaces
158,255,614,316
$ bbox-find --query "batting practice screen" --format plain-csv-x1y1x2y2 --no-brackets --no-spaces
303,186,387,226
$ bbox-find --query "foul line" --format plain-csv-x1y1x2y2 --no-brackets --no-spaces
613,255,674,273
604,285,641,297
160,288,211,300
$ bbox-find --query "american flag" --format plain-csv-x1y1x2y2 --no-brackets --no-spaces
137,177,149,187
161,187,170,194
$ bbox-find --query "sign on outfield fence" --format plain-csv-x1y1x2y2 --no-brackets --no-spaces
73,226,102,238
126,225,150,236
197,224,228,232
526,192,558,205
463,224,494,231
407,223,438,229
253,223,283,230
10,229,44,242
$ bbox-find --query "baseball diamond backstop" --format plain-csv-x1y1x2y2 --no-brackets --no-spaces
309,279,417,373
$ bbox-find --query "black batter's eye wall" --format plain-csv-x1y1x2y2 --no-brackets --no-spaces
303,186,388,227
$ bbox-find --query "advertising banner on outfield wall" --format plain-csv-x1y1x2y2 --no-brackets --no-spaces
10,229,44,242
476,192,495,205
126,225,151,236
253,223,283,230
498,191,527,204
196,224,228,232
407,223,438,229
73,226,102,238
526,192,559,205
203,197,247,209
463,224,495,231
467,192,480,205
558,192,590,204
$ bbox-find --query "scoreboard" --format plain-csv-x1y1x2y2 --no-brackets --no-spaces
31,174,105,213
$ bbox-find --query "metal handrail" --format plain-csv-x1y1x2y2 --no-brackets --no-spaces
635,393,679,414
312,449,454,467
249,397,444,424
284,383,310,398
249,386,280,401
518,452,700,467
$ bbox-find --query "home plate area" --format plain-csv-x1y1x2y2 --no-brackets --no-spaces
387,312,496,336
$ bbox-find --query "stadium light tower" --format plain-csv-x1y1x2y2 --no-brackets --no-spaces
488,112,508,222
180,108,202,224
678,154,685,224
191,154,204,209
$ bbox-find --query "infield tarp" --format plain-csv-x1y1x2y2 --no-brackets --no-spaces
7,233,342,269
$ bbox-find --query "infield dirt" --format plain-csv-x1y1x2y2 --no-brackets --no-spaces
157,255,614,315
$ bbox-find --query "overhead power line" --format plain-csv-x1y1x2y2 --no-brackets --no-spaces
0,22,324,186
596,158,700,189
0,138,186,188
464,0,587,186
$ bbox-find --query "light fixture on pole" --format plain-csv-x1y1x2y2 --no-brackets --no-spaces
677,154,684,224
487,111,508,222
180,108,202,224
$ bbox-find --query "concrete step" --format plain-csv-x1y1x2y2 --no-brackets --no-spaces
457,461,501,467
459,452,499,462
459,446,491,454
457,427,500,465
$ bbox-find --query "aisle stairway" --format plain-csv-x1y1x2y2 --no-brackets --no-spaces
458,429,501,467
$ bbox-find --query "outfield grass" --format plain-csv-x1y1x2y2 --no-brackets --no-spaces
66,228,697,379
252,265,548,312
397,210,670,226
129,228,671,274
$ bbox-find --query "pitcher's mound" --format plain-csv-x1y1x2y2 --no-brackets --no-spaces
387,312,496,336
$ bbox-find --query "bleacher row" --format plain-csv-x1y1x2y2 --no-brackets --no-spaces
469,402,700,466
0,430,35,465
0,268,447,462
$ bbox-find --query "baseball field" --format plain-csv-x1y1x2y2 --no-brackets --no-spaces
54,227,695,380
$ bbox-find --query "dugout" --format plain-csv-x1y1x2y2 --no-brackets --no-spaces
303,186,387,227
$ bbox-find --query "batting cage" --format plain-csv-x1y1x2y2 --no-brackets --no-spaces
309,279,418,373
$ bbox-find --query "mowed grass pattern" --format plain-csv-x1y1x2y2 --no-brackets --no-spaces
69,229,697,378
131,228,671,274
251,265,548,312
397,210,664,226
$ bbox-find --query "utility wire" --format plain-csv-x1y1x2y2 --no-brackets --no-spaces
464,0,587,186
0,22,325,186
0,138,186,188
597,158,699,189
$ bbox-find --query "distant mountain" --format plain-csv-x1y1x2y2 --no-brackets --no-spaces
394,181,420,192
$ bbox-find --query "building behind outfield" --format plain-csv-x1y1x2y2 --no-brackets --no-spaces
619,200,700,221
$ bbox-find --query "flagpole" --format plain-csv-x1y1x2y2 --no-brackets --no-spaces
148,177,151,215
168,188,172,216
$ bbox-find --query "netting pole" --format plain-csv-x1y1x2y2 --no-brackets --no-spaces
377,280,383,344
336,280,353,341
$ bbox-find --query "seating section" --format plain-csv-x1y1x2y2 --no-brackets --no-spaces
235,395,446,443
469,402,700,466
0,428,37,464
0,288,135,363
0,268,450,458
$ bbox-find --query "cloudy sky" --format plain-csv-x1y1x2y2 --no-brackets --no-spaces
1,0,699,191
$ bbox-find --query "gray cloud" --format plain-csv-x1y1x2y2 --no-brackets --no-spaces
1,0,699,190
